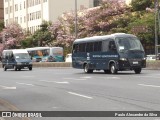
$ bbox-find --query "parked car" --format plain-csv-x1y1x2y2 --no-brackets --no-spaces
65,54,72,62
41,56,56,62
146,55,156,61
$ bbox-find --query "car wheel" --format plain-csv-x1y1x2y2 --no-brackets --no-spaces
29,67,32,71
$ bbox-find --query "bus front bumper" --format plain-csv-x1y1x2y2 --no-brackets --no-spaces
118,59,146,70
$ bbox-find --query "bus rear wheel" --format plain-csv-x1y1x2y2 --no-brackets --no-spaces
134,68,141,74
110,63,117,74
84,64,93,73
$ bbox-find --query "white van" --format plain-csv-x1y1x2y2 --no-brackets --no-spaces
2,49,32,71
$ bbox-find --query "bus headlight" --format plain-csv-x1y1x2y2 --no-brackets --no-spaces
120,58,127,61
142,57,146,60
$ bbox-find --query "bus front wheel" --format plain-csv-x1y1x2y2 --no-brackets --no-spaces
110,63,117,74
14,66,17,71
134,68,141,74
84,64,93,73
3,65,7,71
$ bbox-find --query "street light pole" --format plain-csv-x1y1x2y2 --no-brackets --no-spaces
75,0,78,39
155,0,159,56
2,33,6,50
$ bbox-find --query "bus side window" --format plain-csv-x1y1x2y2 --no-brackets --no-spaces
102,41,109,52
94,42,102,52
109,41,117,51
86,42,94,52
79,43,86,52
73,44,78,53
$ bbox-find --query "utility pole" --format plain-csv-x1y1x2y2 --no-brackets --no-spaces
2,33,5,50
155,0,159,56
75,0,78,39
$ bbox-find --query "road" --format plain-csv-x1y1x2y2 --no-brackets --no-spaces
0,68,160,120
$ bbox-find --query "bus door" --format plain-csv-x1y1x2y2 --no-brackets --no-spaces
72,43,87,69
101,39,118,69
89,41,102,69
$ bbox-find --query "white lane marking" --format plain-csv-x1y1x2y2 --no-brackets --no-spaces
55,82,69,84
0,85,16,90
80,76,92,79
39,80,69,84
68,92,93,99
16,82,34,86
63,78,87,81
138,84,160,88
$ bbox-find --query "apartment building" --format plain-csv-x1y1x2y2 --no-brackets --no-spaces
4,0,101,33
0,0,4,21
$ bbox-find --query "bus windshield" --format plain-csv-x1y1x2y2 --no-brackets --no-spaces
115,37,144,52
14,53,31,59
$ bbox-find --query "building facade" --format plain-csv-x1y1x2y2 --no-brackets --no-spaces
3,0,99,33
0,0,4,21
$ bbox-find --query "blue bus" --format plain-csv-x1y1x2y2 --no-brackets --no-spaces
26,47,64,62
72,33,146,74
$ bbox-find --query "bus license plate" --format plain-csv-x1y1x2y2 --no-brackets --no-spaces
133,61,138,64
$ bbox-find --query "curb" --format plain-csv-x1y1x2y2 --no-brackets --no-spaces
0,61,160,70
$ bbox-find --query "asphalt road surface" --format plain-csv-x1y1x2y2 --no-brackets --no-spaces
0,68,160,120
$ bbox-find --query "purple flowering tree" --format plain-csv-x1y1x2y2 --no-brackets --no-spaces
49,0,128,48
0,23,24,53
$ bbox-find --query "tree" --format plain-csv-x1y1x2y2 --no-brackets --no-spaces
32,21,53,47
0,23,24,53
131,0,153,11
0,21,4,32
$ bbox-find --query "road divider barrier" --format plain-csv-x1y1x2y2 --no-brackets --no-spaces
0,61,160,69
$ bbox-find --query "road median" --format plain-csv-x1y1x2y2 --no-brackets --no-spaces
0,61,160,69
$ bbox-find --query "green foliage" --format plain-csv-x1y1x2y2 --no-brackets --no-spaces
21,37,33,48
21,21,53,48
0,21,4,31
131,0,153,11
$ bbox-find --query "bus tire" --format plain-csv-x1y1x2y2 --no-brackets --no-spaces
14,66,17,71
110,63,117,74
84,64,93,73
4,65,7,71
134,68,141,74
